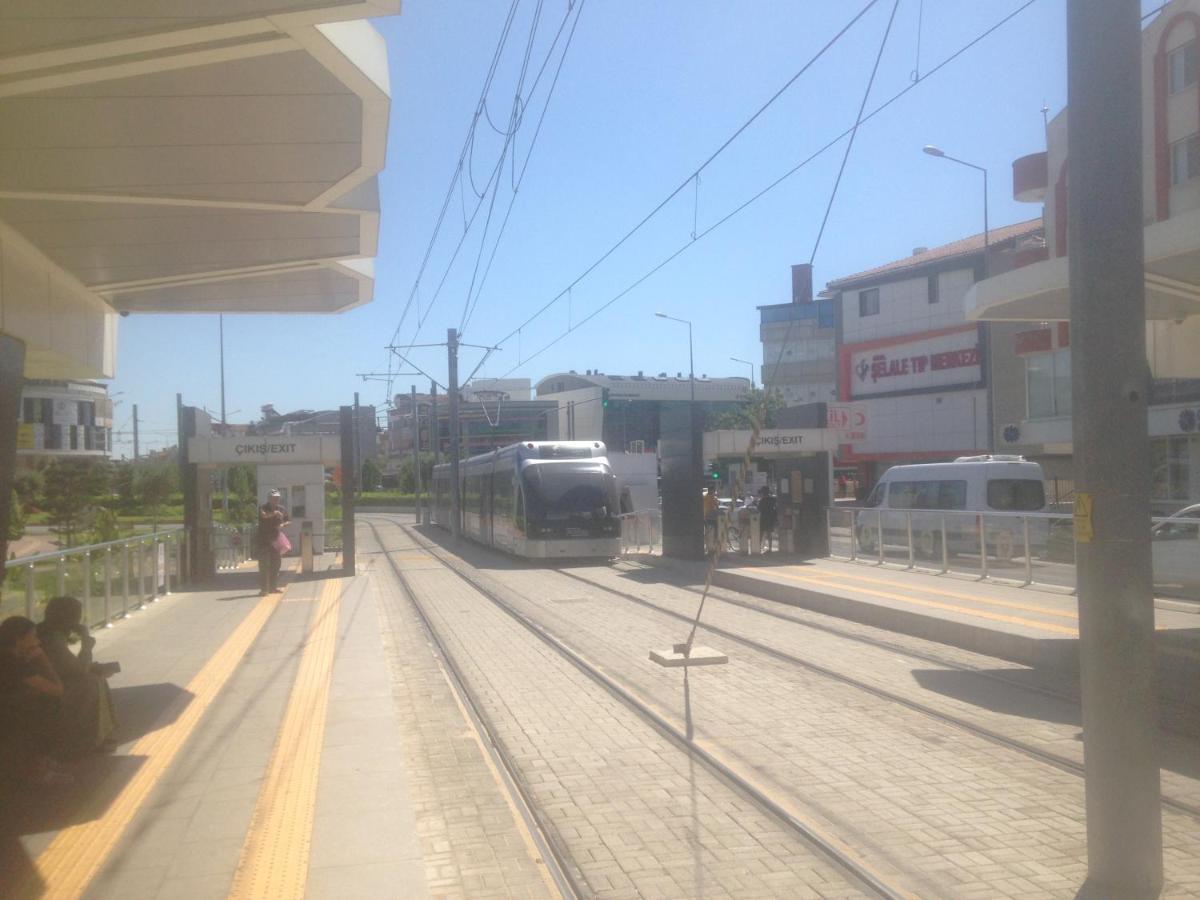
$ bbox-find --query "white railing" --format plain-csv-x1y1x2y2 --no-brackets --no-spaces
212,523,256,570
3,528,189,627
618,509,661,555
826,506,1200,597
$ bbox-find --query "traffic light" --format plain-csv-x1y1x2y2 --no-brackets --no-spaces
601,387,610,408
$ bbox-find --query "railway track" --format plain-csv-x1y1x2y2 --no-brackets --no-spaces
548,565,1200,823
365,517,914,899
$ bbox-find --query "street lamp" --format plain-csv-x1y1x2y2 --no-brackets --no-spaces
654,312,694,404
922,144,989,271
730,357,755,391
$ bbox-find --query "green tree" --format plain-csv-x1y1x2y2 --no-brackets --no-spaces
7,488,25,542
13,469,43,510
113,462,136,512
89,506,121,544
137,464,177,531
361,457,383,491
396,452,435,494
43,459,111,547
706,388,786,431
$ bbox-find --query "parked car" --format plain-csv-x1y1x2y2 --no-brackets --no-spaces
855,455,1050,560
1152,503,1200,598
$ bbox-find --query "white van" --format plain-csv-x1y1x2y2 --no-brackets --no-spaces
855,456,1049,560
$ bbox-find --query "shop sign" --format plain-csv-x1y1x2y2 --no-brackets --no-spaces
16,423,35,450
827,404,868,441
847,327,982,399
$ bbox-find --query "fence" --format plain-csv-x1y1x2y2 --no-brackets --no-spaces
212,523,255,570
3,528,189,626
827,505,1200,597
618,509,661,555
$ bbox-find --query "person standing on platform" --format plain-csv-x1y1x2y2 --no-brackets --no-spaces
703,484,719,553
257,489,290,596
757,486,778,555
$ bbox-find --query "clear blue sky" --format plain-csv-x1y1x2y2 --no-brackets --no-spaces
111,0,1142,456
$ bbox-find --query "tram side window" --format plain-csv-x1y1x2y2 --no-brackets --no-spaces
493,472,513,520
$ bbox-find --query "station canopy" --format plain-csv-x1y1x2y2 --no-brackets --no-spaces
0,0,398,378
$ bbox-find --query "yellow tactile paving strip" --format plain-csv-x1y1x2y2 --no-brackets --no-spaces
763,567,1081,636
22,589,284,900
229,576,345,900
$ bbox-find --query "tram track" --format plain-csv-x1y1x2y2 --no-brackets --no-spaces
366,516,914,900
542,565,1200,823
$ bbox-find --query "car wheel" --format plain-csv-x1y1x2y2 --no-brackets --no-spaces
856,525,876,554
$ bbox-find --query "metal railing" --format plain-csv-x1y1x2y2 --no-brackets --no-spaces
618,509,661,555
827,505,1200,596
212,523,255,570
3,528,189,627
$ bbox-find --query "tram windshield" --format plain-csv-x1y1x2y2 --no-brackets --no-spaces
522,463,620,522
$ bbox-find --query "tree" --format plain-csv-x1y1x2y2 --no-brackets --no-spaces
113,462,136,512
13,469,43,510
706,388,787,431
137,464,177,531
89,506,121,544
43,459,111,547
7,488,25,542
361,457,383,492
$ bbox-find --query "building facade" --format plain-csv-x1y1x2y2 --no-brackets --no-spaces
759,264,839,405
17,380,112,462
968,0,1200,512
823,220,1046,493
535,371,750,453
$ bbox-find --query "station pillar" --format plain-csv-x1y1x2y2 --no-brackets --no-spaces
660,402,704,560
0,334,25,571
178,400,215,580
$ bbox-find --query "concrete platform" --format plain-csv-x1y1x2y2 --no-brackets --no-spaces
644,554,1200,680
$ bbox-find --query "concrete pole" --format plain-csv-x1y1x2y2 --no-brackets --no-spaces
352,391,361,493
132,403,140,461
0,335,26,570
447,329,462,538
411,384,421,523
339,405,356,575
1067,0,1163,894
430,381,440,467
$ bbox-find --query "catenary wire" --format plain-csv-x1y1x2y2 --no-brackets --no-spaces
497,0,1041,378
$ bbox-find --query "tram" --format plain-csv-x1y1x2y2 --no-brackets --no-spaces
432,441,622,559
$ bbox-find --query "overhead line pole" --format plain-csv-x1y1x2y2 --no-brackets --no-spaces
411,384,422,524
1067,0,1162,894
447,329,462,538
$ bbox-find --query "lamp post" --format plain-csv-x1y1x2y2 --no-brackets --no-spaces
925,144,993,452
922,145,989,273
654,312,694,404
730,357,755,391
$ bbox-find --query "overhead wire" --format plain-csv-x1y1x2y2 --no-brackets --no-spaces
497,0,1042,378
395,0,583,360
491,0,885,350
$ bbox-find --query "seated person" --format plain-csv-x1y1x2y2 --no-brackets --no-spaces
37,597,117,757
0,616,69,787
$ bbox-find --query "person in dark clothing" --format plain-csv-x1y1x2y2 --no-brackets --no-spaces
757,486,778,554
257,489,291,596
0,616,69,786
37,597,117,756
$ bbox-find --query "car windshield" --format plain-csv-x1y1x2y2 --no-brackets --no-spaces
521,462,619,521
986,479,1046,511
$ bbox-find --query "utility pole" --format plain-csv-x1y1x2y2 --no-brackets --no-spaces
1067,0,1162,894
447,329,462,538
219,314,228,518
411,384,421,524
430,382,440,467
353,391,361,493
132,404,140,461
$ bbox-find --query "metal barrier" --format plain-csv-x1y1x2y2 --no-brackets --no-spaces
618,510,661,555
213,523,255,570
3,528,189,627
826,505,1200,596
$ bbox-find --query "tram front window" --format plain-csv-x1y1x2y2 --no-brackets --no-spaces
522,464,620,536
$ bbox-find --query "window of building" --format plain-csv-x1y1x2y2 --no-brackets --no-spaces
927,274,939,304
1026,348,1071,419
858,288,879,317
1151,435,1195,502
1169,40,1197,94
1171,133,1200,186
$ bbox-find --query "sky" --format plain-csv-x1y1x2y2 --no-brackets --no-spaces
108,0,1118,456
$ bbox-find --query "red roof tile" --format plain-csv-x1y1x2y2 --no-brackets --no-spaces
826,218,1044,289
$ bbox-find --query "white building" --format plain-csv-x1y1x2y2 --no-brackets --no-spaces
758,264,839,406
825,220,1046,491
17,381,112,461
967,0,1200,511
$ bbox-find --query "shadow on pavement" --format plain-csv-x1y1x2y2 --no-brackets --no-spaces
109,683,190,746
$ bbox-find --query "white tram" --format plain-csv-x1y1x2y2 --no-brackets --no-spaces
432,441,623,559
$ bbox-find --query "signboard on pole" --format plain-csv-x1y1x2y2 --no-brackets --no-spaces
826,404,868,441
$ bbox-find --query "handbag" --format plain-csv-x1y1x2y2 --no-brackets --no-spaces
272,530,292,555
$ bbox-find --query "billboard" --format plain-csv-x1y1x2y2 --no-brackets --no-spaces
842,325,982,400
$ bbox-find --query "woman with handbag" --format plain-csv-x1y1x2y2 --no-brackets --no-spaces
257,488,291,596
